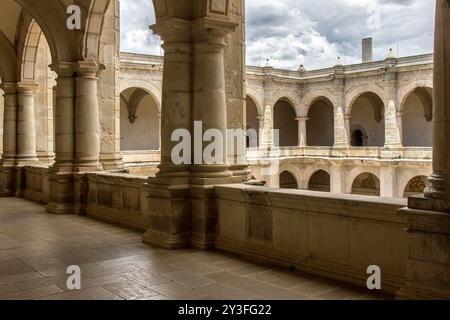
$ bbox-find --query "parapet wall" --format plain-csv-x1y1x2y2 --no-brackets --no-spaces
215,184,408,294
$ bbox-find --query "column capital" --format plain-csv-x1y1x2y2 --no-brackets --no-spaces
16,81,39,94
75,61,103,78
0,82,17,94
50,62,76,77
151,18,192,43
295,116,309,122
192,17,238,45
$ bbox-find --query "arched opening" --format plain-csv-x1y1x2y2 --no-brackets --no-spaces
307,98,334,146
351,173,380,196
19,20,56,164
351,129,366,147
404,176,430,198
279,171,298,189
402,87,433,147
120,87,160,151
308,170,331,192
350,92,385,147
274,99,298,147
246,96,260,148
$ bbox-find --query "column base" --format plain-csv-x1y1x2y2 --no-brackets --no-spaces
190,185,217,250
142,177,192,249
46,170,75,214
100,152,124,171
397,204,450,300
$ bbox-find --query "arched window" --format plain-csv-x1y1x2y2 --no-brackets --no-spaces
308,170,331,192
307,98,334,146
351,129,364,147
404,176,430,198
246,96,260,148
279,171,298,189
350,92,385,147
351,173,380,196
120,87,160,151
402,87,433,147
274,99,298,147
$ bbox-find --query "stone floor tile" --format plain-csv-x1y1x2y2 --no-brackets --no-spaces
103,281,160,300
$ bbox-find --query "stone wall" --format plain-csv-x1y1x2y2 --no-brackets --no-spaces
215,184,408,294
85,172,149,231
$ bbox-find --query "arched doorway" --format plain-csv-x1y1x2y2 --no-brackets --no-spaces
246,96,260,148
350,92,385,147
402,87,433,147
274,99,298,147
307,98,334,146
279,171,298,189
351,129,364,147
308,170,331,192
120,87,160,151
404,176,430,198
351,173,380,196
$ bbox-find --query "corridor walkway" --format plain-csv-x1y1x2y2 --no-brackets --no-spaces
0,198,385,300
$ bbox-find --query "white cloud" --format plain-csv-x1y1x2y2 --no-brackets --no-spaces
120,0,435,70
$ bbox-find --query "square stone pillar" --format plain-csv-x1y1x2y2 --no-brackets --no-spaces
397,0,450,300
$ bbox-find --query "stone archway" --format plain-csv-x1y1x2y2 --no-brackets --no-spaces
279,170,298,189
308,170,331,192
350,92,385,147
274,99,298,147
402,87,433,147
120,87,161,151
404,176,430,198
307,97,334,146
351,172,381,196
246,95,260,148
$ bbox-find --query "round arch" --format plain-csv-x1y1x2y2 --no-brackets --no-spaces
348,91,385,147
246,95,260,148
279,170,299,189
398,79,433,113
308,170,331,192
306,96,335,146
302,89,337,116
403,176,430,198
351,172,381,196
120,87,161,151
273,98,299,147
347,167,380,194
271,90,302,116
346,85,385,115
397,170,432,198
120,80,162,113
246,86,264,117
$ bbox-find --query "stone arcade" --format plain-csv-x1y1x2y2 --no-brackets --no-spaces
0,0,449,300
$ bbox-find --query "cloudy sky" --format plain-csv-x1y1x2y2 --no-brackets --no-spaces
120,0,435,70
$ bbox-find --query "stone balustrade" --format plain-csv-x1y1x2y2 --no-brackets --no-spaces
215,184,408,295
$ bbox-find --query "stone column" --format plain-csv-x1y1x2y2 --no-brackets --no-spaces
330,164,345,194
16,82,39,164
396,111,404,146
296,116,308,147
380,166,396,198
257,115,264,148
52,63,76,170
153,20,192,179
0,83,18,196
190,19,237,182
344,114,352,145
143,19,194,249
46,62,76,214
424,1,450,207
397,0,450,300
74,61,102,171
383,69,402,150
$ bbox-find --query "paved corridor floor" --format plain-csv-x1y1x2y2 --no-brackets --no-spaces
0,198,386,300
